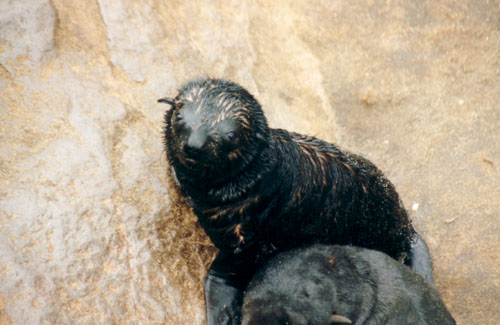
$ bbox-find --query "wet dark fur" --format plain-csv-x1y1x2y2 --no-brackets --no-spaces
163,77,413,263
161,77,428,323
242,245,455,325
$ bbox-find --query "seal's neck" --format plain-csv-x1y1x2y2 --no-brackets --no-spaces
177,137,277,206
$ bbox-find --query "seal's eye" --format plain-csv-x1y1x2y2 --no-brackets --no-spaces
226,131,236,141
174,112,183,123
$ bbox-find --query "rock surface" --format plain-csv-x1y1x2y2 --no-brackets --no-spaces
0,0,499,324
0,0,56,77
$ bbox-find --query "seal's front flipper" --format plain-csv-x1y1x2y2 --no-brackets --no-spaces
205,271,244,325
408,232,435,286
204,253,255,325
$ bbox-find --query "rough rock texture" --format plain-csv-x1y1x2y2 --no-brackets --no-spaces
0,0,56,77
0,0,498,324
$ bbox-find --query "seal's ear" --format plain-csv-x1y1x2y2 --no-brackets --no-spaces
157,97,176,106
328,314,352,325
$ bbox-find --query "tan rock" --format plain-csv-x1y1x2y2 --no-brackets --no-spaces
0,0,499,324
0,0,56,76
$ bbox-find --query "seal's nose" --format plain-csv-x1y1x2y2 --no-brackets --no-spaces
184,128,208,156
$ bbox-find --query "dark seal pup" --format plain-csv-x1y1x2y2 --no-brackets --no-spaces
242,245,455,325
159,77,433,324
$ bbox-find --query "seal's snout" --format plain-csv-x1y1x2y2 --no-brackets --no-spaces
183,128,209,158
187,131,207,150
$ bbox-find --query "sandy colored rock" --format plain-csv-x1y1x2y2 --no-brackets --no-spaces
0,0,56,76
0,0,499,324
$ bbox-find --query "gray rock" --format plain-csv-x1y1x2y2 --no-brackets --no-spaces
97,0,165,83
0,0,56,76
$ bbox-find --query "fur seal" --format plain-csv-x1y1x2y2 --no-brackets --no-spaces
159,77,433,324
242,245,455,325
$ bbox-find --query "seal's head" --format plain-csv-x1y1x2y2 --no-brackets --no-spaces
160,78,271,186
